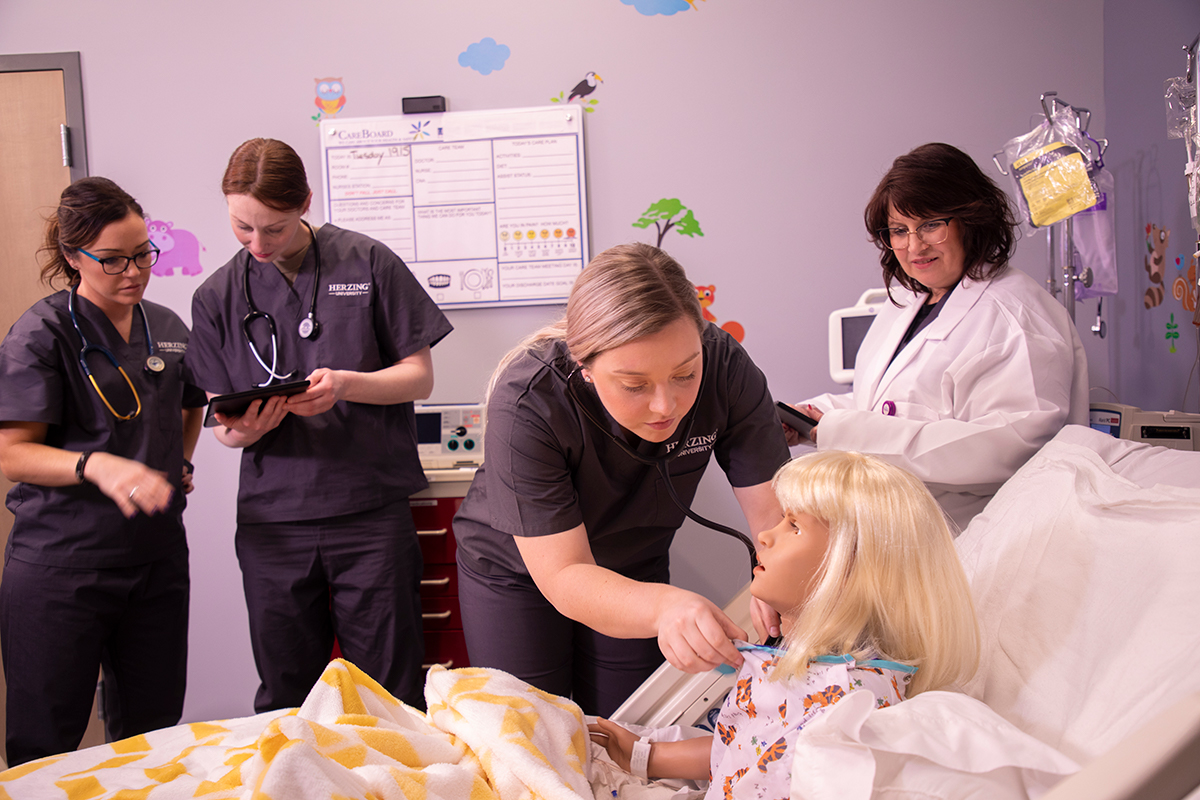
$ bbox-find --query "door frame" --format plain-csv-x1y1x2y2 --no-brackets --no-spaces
0,51,89,180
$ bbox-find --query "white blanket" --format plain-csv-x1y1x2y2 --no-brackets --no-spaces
956,428,1200,764
790,690,1079,799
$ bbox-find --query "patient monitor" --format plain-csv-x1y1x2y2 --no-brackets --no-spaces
828,288,887,384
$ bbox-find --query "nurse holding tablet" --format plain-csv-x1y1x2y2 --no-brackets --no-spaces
185,139,452,710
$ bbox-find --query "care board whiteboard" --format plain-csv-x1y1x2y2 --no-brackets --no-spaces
319,105,589,310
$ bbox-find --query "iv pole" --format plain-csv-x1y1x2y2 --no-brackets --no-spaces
1183,33,1200,329
1039,92,1104,324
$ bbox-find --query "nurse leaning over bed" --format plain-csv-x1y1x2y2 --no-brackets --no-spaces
785,143,1090,532
452,243,791,716
0,178,206,766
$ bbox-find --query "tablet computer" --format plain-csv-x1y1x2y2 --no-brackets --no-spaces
203,380,310,427
776,401,818,440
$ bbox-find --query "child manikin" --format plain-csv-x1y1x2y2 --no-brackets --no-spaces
589,450,979,798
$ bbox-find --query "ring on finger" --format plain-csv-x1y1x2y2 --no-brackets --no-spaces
129,486,139,500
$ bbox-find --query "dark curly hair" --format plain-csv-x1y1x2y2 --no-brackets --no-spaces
39,177,145,288
864,143,1017,301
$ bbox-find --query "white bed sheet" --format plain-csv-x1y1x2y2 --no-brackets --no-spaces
956,425,1200,764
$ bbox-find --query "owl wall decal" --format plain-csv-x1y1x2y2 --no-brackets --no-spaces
315,78,346,117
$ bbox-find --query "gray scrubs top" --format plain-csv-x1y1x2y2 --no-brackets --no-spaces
454,323,791,579
0,291,206,568
185,224,453,524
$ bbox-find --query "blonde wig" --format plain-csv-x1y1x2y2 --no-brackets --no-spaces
768,450,979,696
485,243,704,403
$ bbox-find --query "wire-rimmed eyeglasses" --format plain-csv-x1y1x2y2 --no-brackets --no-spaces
877,218,953,251
78,246,160,275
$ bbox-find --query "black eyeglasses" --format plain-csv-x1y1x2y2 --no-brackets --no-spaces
78,246,160,275
877,218,953,251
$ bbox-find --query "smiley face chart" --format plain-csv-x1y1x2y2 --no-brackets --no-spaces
320,107,589,309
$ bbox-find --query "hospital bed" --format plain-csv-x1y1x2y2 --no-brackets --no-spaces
3,424,1199,799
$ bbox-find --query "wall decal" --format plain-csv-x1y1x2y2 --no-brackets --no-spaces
1144,222,1169,308
621,0,701,16
551,71,603,112
1174,253,1197,314
1166,313,1179,353
312,78,346,124
459,37,511,75
697,284,744,342
147,219,205,277
632,198,704,248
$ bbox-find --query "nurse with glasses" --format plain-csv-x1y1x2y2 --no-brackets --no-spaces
784,143,1089,532
0,177,207,766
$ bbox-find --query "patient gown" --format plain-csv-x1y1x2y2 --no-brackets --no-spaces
707,645,913,800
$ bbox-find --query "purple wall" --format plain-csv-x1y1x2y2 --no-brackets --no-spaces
1104,0,1200,412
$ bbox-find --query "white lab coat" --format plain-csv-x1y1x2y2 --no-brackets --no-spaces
803,267,1089,532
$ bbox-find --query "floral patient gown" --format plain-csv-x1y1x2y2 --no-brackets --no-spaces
705,643,915,800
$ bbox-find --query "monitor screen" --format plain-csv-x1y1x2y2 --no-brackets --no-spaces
415,411,442,445
840,314,876,370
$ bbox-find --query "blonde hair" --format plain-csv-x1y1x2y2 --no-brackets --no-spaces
485,243,704,402
770,451,979,696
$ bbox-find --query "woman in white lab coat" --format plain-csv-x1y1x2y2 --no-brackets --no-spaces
789,143,1089,531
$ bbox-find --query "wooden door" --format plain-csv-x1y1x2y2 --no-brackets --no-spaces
0,52,93,765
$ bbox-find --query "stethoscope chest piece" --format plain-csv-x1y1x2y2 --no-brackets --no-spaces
298,316,320,340
145,355,166,373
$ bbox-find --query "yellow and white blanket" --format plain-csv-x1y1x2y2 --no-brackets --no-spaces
0,659,593,800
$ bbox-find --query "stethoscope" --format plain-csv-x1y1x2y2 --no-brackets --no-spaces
68,284,163,422
563,359,761,576
242,220,321,387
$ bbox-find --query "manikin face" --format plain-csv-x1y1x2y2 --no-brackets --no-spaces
68,212,154,315
581,317,703,444
887,204,966,303
226,192,311,265
750,511,831,631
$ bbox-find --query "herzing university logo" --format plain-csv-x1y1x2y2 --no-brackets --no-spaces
665,430,717,458
156,341,187,354
327,282,371,297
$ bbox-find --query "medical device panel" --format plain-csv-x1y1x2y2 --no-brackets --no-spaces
1090,402,1200,452
415,403,485,469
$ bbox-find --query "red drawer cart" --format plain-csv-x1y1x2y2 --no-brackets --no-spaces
410,474,474,671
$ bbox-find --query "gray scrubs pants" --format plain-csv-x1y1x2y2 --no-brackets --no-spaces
457,556,667,717
1,550,189,767
235,499,425,711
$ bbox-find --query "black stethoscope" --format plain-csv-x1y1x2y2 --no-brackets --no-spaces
563,358,760,575
68,284,163,422
242,220,321,387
